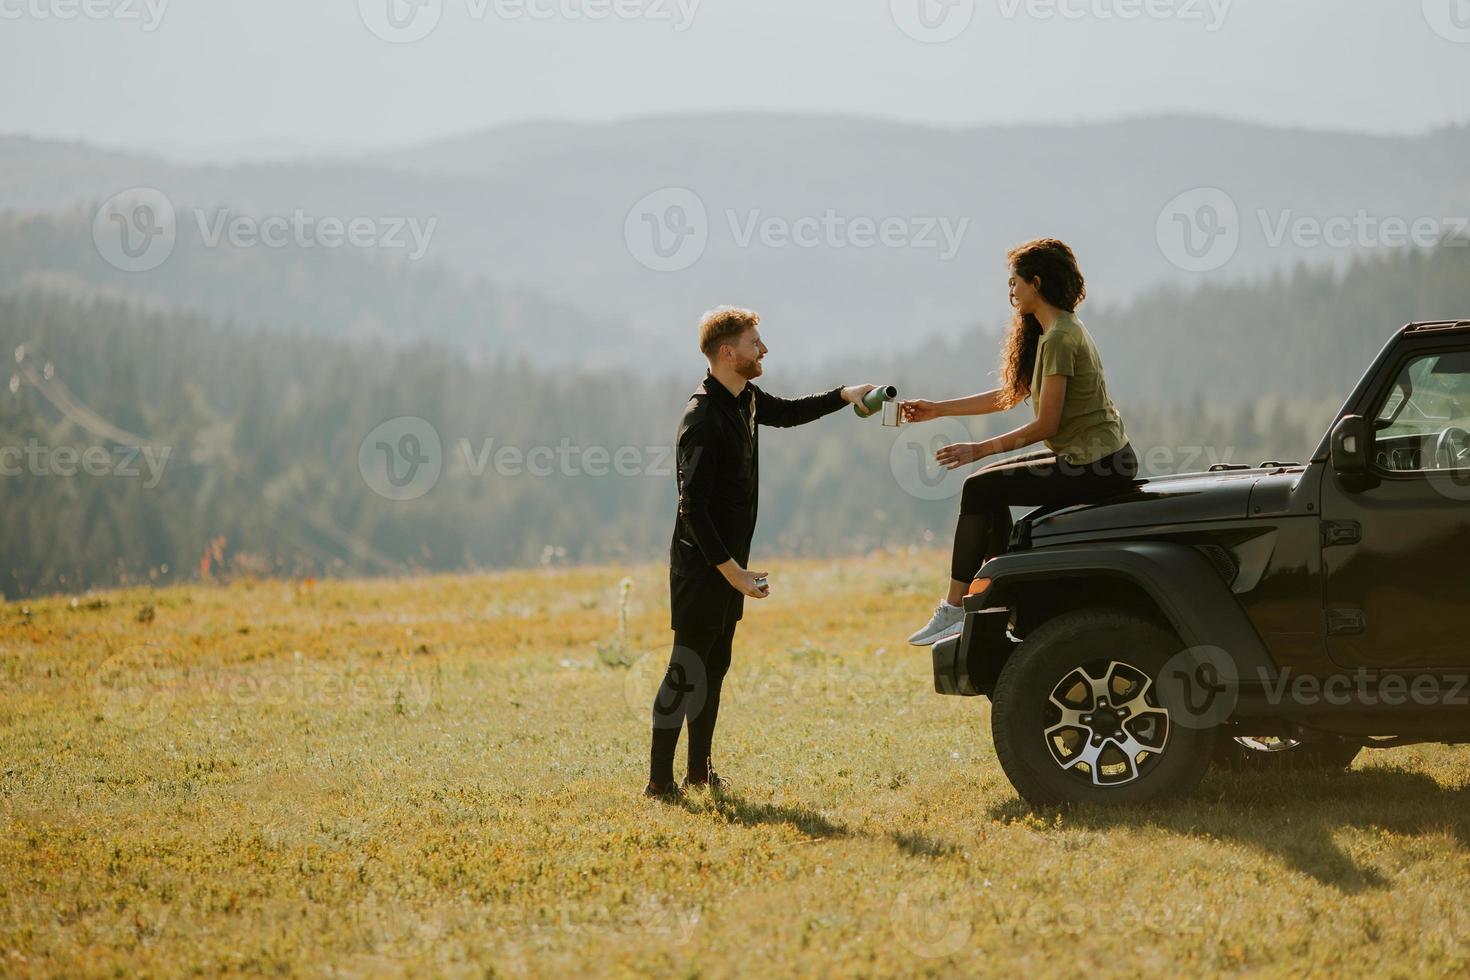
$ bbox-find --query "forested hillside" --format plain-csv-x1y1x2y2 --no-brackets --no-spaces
7,242,1465,597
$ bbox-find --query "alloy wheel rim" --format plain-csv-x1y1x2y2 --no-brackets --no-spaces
1043,660,1171,787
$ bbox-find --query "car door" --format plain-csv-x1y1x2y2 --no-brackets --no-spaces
1321,344,1470,670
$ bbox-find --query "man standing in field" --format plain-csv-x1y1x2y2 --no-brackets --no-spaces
646,306,875,799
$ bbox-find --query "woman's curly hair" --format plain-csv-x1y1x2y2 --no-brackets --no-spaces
996,238,1087,409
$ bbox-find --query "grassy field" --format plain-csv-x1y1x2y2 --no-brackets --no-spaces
4,549,1470,977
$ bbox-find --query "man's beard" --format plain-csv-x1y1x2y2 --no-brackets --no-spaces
736,355,763,380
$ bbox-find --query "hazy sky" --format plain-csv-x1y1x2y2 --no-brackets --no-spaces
6,0,1469,160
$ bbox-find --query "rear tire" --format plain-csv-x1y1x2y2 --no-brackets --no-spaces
1213,735,1361,772
992,608,1216,806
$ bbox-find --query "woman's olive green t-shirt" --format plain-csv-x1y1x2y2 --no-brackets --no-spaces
1029,312,1128,465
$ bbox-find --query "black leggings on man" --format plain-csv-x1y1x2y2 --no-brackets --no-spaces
950,444,1138,582
649,621,736,786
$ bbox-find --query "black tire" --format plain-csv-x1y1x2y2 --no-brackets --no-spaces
1212,735,1361,772
991,608,1216,806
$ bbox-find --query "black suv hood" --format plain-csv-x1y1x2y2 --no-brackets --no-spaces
1027,467,1300,540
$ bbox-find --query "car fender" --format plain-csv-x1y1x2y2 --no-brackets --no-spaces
977,540,1280,684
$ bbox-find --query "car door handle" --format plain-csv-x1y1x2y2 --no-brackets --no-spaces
1321,520,1361,547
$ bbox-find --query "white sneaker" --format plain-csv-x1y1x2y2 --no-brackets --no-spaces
907,601,965,646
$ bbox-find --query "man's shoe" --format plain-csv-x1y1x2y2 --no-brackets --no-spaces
643,780,685,802
907,601,965,646
682,769,730,795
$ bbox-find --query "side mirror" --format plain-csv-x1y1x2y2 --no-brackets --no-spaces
1330,415,1370,474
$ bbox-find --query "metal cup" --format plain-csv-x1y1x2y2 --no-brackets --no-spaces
881,399,904,427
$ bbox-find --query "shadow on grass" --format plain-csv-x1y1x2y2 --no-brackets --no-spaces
696,798,965,860
985,764,1470,894
708,793,850,839
889,830,961,859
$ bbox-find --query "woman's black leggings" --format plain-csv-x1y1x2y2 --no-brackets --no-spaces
649,621,737,787
950,443,1138,582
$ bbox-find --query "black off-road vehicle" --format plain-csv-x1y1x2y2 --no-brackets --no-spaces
934,320,1470,805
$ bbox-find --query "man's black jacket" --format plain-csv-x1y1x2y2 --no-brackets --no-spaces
668,372,846,631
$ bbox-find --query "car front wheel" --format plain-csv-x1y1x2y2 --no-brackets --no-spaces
991,608,1217,806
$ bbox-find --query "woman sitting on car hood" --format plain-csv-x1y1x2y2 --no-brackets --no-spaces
901,238,1138,647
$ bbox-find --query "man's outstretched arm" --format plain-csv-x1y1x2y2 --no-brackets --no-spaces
754,383,876,428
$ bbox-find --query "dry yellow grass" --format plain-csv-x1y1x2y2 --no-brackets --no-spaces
4,550,1470,977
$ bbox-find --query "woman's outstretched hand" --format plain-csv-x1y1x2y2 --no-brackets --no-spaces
900,399,942,423
936,442,989,470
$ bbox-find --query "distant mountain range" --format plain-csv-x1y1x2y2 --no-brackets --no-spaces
3,114,1469,371
0,210,640,369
